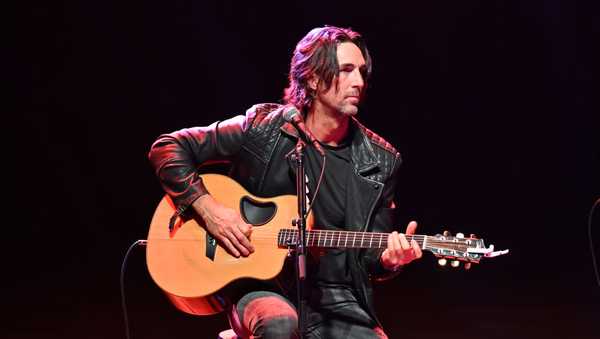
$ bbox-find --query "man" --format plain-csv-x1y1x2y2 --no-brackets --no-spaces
149,26,422,339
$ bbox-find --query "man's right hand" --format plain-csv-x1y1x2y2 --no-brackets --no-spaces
192,194,254,258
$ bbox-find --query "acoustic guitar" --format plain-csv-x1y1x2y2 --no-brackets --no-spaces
146,174,507,316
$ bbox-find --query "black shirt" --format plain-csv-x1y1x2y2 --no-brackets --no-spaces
304,139,353,287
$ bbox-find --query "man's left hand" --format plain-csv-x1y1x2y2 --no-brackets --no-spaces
380,221,423,271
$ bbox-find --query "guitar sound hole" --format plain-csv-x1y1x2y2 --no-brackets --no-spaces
240,196,277,226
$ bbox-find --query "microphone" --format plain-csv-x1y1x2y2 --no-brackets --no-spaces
283,107,325,156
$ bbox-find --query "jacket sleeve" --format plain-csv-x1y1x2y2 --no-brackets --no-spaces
363,151,403,281
147,111,255,214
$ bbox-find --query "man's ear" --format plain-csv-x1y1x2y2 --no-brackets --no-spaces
308,76,319,91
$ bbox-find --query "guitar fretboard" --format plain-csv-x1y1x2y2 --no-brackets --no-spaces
277,229,427,249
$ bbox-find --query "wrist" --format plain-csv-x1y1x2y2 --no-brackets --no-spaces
192,194,214,217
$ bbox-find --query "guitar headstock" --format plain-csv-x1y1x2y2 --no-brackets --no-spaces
427,231,508,270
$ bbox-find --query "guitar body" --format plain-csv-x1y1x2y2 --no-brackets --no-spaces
146,174,297,316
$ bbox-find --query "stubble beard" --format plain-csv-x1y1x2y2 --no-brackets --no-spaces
338,102,359,116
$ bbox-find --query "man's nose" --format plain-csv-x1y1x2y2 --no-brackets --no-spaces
351,68,364,89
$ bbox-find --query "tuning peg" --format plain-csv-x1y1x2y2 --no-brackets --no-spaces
456,233,464,239
438,258,447,266
451,260,460,268
464,262,472,270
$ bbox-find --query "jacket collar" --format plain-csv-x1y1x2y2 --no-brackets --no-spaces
280,120,300,138
349,117,379,175
280,115,380,176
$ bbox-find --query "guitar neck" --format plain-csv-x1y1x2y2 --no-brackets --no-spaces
278,229,429,250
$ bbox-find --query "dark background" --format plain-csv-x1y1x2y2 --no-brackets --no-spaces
11,1,599,338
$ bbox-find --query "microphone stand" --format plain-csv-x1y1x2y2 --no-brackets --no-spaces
290,139,308,338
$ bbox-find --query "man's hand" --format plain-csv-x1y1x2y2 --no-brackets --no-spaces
192,194,254,258
380,221,422,271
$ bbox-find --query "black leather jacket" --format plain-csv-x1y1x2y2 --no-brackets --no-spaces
148,103,402,322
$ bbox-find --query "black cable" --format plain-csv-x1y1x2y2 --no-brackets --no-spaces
120,239,147,339
588,198,600,288
304,154,326,219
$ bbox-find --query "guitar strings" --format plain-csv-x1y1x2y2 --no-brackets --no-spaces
148,233,474,249
149,232,471,242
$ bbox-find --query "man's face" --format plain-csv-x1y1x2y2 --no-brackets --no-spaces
314,42,367,116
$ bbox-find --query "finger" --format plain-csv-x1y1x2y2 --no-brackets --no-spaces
219,236,241,258
236,219,254,239
246,224,253,237
388,232,400,251
234,225,255,253
235,215,254,251
383,233,399,268
405,221,418,235
239,222,253,238
411,239,423,258
229,228,252,256
398,233,411,250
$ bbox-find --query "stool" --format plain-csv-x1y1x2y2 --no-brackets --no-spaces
217,328,238,339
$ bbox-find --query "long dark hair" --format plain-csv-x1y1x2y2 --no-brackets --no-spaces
283,26,372,112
